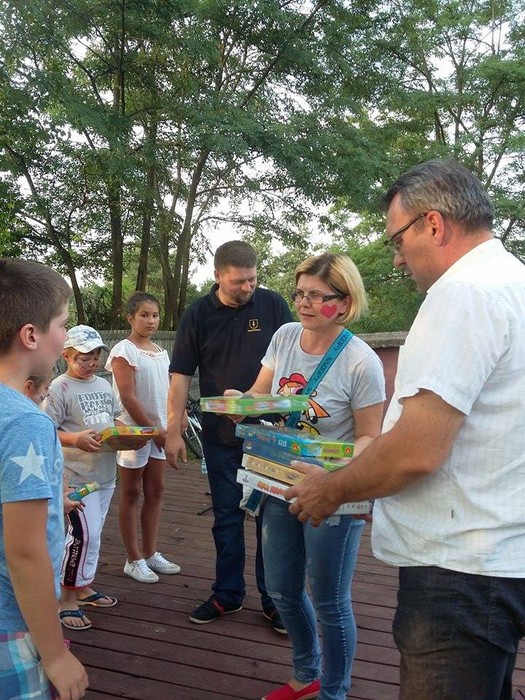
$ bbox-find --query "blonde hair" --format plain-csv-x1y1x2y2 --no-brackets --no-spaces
294,253,368,325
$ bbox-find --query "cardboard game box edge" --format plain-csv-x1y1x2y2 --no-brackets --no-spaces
98,426,160,451
236,469,370,515
201,393,310,416
241,453,304,485
243,438,349,471
236,423,355,459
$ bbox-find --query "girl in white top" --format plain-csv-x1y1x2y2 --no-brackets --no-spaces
105,292,180,583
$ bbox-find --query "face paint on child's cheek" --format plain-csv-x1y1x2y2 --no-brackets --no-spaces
320,304,338,318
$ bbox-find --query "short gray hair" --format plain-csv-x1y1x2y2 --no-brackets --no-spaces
382,159,494,233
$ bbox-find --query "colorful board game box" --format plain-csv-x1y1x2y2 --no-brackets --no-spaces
98,426,159,451
236,469,371,515
242,454,304,485
235,423,355,459
242,437,349,471
200,394,310,416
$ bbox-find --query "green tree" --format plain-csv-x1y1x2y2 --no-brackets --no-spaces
333,0,525,256
0,0,384,327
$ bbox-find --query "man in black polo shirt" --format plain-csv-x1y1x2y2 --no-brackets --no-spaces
166,240,293,631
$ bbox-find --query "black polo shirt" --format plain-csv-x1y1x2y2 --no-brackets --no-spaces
169,284,293,445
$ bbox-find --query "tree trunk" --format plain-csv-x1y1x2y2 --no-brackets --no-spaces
136,122,158,291
107,178,124,327
170,148,210,328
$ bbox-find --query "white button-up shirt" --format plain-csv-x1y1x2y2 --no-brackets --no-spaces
373,239,525,576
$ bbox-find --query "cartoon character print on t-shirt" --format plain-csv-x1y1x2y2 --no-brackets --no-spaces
76,391,114,426
277,373,328,433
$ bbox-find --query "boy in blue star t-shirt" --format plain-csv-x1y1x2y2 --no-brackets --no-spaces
0,259,88,700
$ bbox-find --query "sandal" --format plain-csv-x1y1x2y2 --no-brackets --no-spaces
77,591,117,608
59,609,92,631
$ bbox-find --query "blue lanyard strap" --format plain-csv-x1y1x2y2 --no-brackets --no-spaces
285,328,353,429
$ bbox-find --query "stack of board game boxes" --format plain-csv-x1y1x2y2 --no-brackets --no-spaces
201,395,371,515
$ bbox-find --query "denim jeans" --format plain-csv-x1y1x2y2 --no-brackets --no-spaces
394,566,525,700
262,496,364,700
202,439,272,609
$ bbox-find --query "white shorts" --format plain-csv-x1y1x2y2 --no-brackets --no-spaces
117,440,165,469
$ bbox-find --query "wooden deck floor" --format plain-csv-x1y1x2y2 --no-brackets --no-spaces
73,461,525,700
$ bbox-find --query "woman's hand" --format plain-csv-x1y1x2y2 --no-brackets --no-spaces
222,389,246,424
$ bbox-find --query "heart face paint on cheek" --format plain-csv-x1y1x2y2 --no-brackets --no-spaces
320,303,338,318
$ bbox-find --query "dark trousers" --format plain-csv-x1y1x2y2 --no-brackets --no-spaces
393,566,525,700
202,439,272,609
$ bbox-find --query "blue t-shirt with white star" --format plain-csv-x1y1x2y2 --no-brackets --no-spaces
0,383,64,632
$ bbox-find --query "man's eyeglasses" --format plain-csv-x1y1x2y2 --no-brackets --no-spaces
291,290,343,305
383,212,429,252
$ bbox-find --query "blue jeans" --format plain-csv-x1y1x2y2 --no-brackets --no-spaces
203,440,272,609
394,566,525,700
262,496,364,700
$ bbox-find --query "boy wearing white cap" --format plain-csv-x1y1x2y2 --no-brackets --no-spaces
44,325,120,631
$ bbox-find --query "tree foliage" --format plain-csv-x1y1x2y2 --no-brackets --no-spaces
0,0,384,327
0,0,524,333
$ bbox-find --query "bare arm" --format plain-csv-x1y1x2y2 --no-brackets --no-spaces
286,390,465,525
111,356,167,449
351,401,384,456
111,356,155,426
58,429,101,452
4,500,88,698
165,373,192,468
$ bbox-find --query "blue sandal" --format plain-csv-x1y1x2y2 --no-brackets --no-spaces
59,609,92,630
77,591,117,608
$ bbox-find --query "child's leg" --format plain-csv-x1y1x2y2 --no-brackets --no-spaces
141,457,166,558
0,631,54,699
60,505,94,629
118,464,147,562
59,587,91,629
77,483,117,606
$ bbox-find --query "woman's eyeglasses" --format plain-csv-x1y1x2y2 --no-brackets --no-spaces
291,291,343,304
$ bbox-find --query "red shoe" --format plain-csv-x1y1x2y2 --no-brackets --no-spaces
262,679,321,700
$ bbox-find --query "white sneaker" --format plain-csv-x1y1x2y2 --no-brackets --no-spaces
123,558,159,583
145,551,181,575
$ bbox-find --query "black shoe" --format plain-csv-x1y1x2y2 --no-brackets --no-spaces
189,596,242,624
263,607,288,635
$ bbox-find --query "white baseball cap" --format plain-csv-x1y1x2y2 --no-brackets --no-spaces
64,325,109,353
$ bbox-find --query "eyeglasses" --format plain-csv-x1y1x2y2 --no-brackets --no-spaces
291,290,343,305
383,212,429,252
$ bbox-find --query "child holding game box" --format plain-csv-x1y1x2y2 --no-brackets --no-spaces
44,325,121,631
105,292,180,583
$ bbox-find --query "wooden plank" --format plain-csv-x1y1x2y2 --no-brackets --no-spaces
73,462,525,699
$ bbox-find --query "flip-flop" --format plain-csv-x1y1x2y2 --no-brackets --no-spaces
59,609,92,631
77,591,117,608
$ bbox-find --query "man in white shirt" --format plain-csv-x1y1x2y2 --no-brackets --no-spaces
285,159,525,700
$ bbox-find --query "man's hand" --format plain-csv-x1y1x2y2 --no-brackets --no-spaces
165,433,186,470
285,461,341,527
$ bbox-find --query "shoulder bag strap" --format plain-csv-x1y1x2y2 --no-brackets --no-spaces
285,328,353,429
